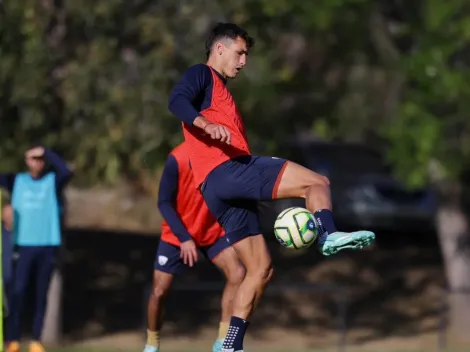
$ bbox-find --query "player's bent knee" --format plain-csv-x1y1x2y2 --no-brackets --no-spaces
306,176,330,196
278,162,331,199
151,284,169,302
151,272,172,301
227,264,246,286
249,261,273,285
307,173,330,189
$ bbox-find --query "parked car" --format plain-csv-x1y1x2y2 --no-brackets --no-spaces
258,140,437,234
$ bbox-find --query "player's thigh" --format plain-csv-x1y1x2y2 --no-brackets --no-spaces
275,160,330,199
232,234,272,278
207,239,246,283
153,241,185,277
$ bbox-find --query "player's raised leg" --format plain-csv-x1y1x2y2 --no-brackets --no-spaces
206,241,246,352
143,242,183,352
275,160,375,255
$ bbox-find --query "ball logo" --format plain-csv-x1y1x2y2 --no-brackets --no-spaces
308,220,314,230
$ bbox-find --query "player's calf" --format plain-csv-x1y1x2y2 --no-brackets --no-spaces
232,235,272,320
222,235,273,352
212,247,246,352
145,271,173,352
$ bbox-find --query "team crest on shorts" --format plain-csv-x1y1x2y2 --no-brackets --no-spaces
158,255,168,266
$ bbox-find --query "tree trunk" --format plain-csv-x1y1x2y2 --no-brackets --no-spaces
41,269,63,345
435,188,470,347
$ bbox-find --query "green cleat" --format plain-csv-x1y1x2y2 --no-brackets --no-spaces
212,339,224,352
318,231,375,256
143,345,158,352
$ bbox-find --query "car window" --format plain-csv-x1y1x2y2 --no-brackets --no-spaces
286,143,391,177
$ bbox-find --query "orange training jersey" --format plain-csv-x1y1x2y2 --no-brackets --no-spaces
160,142,224,247
182,66,251,187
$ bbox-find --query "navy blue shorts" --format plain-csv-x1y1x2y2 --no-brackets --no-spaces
154,237,230,275
201,155,287,245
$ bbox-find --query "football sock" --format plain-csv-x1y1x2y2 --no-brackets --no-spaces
218,321,229,340
314,209,337,236
146,329,160,348
222,316,248,351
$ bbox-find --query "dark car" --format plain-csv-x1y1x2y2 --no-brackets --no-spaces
258,140,437,234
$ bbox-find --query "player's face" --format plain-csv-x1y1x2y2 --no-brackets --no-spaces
26,156,45,175
220,37,248,79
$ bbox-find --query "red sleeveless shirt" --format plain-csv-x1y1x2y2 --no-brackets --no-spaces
182,66,251,187
161,142,224,247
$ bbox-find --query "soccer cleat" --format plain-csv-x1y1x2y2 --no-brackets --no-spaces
29,342,46,352
212,339,224,352
318,231,375,256
143,345,159,352
6,341,20,352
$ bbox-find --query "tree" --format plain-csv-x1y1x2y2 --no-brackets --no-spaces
383,0,470,343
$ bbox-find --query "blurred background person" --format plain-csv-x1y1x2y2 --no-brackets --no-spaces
0,145,73,352
2,203,13,349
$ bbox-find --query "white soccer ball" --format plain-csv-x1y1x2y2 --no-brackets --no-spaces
274,207,318,249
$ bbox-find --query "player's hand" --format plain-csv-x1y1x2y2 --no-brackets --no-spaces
25,146,45,158
180,239,198,267
204,123,231,145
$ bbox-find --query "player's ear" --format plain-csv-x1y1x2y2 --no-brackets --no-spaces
215,41,224,55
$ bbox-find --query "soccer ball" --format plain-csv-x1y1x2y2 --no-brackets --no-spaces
274,207,318,249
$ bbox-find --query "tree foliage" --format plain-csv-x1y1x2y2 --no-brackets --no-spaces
1,0,470,189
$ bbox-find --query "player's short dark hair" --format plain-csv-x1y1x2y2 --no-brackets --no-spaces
205,22,255,58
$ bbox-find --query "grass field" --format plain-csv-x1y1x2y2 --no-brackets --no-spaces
9,331,470,352
46,348,469,352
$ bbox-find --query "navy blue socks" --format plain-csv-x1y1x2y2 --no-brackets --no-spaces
222,316,249,351
314,209,337,236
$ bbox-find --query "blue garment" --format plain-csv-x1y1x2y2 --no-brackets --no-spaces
168,64,226,125
0,149,72,246
154,237,230,275
2,222,13,286
201,155,286,244
12,172,61,246
8,246,57,341
157,154,192,242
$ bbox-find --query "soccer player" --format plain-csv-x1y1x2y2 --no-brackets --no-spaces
144,142,245,352
0,145,72,352
168,23,376,351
